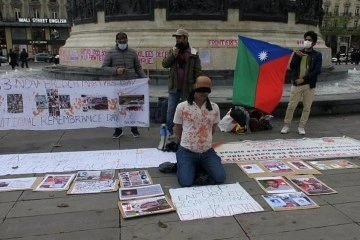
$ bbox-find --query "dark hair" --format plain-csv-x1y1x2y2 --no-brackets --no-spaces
304,31,318,44
116,32,127,40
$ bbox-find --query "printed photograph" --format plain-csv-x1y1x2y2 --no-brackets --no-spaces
68,179,118,194
34,174,75,191
238,163,265,174
35,95,48,109
119,94,145,111
261,160,294,173
119,184,164,200
118,195,175,218
0,177,38,192
80,95,109,111
262,192,319,211
287,160,313,170
308,159,359,170
59,95,71,109
255,176,296,194
287,175,337,195
7,94,24,113
75,170,115,181
119,170,153,187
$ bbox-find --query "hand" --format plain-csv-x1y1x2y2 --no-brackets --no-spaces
173,48,179,57
295,50,303,57
116,67,125,75
295,78,304,85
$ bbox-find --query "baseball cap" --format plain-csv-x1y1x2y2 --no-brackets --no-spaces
172,29,189,37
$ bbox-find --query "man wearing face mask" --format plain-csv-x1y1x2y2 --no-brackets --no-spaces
162,29,202,136
173,76,226,187
102,32,147,139
281,31,322,135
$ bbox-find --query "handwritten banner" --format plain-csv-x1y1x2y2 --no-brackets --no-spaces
170,183,264,221
215,137,360,162
0,77,149,130
0,148,176,176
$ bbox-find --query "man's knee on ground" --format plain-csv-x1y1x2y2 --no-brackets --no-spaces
178,176,193,187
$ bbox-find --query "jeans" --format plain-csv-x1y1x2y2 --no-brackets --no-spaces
284,84,315,128
166,90,184,134
176,146,226,187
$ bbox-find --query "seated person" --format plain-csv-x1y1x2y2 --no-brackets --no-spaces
173,76,226,187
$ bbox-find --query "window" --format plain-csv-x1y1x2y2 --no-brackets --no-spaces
324,5,329,14
355,20,358,28
334,5,339,15
33,8,39,18
356,7,360,16
12,28,26,40
14,8,21,19
51,9,58,19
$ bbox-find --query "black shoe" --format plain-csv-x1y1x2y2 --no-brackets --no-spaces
131,128,140,138
112,129,123,139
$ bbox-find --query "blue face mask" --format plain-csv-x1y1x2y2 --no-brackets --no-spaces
118,43,128,51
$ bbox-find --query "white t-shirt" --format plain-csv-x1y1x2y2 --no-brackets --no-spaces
173,100,220,153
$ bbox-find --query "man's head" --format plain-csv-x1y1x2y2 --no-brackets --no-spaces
115,32,128,51
303,31,318,50
265,180,279,188
172,29,189,49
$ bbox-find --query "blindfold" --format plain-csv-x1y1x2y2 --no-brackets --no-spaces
194,87,211,93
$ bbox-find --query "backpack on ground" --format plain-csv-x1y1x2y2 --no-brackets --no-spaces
152,97,168,123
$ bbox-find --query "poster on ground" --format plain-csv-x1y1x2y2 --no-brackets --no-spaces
0,177,40,192
262,192,319,211
169,183,264,221
33,174,75,191
119,170,152,187
308,159,359,170
118,195,176,219
255,176,296,194
119,184,164,200
67,179,119,194
286,175,337,195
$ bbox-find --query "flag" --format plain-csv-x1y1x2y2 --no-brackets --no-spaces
233,36,293,114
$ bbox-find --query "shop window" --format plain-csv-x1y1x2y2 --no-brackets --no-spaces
12,28,26,40
32,28,45,40
33,8,40,18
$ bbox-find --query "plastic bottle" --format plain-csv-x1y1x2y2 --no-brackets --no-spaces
157,124,167,150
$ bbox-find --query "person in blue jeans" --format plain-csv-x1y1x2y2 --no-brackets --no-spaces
173,76,226,187
162,29,202,135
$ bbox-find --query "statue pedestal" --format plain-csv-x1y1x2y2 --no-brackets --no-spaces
60,9,331,71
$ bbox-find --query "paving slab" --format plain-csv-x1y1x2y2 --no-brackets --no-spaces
7,193,118,218
0,209,119,239
3,228,121,240
0,202,14,221
249,223,360,240
333,202,360,222
121,216,246,240
234,205,353,236
319,185,360,204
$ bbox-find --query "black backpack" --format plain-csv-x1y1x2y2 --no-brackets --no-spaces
152,97,168,123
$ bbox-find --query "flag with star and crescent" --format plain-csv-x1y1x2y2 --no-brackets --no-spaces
232,36,293,114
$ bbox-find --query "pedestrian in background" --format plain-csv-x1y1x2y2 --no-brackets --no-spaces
9,49,18,70
101,32,147,139
20,48,29,68
162,28,202,136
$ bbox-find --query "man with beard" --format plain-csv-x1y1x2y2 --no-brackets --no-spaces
162,29,202,136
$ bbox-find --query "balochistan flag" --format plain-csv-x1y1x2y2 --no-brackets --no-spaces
233,36,293,114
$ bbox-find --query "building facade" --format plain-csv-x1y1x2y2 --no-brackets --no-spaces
0,0,69,59
322,0,360,55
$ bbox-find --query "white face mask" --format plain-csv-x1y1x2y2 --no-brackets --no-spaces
118,43,127,51
303,40,313,49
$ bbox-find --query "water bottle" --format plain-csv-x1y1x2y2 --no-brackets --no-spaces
157,124,167,150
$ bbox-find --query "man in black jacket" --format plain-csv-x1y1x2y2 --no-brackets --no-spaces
281,31,322,135
20,49,29,68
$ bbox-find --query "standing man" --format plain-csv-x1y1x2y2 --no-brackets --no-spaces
102,32,147,138
174,76,226,187
281,31,322,135
162,29,202,136
20,48,29,68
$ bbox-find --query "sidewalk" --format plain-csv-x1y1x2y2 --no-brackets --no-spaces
1,114,360,240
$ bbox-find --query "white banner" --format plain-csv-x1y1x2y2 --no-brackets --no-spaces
0,148,176,176
0,77,149,130
215,136,360,162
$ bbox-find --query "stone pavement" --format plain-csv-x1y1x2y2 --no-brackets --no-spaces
1,114,360,240
1,62,360,240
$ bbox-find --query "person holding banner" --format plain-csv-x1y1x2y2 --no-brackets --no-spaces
102,32,147,139
281,31,322,135
173,76,226,187
162,29,202,136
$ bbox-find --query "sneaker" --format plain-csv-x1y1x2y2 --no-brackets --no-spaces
298,127,306,135
131,128,140,138
280,126,290,134
112,129,123,139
